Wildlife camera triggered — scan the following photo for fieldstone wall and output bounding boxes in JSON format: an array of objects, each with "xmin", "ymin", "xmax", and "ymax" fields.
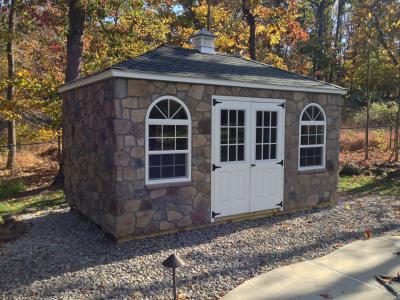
[
  {"xmin": 62, "ymin": 80, "xmax": 116, "ymax": 233},
  {"xmin": 62, "ymin": 78, "xmax": 342, "ymax": 239}
]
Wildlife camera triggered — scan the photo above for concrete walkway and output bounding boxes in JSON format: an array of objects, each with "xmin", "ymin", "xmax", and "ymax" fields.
[{"xmin": 222, "ymin": 235, "xmax": 400, "ymax": 300}]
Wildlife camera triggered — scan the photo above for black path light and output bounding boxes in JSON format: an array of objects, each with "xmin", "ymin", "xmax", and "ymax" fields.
[{"xmin": 162, "ymin": 254, "xmax": 185, "ymax": 300}]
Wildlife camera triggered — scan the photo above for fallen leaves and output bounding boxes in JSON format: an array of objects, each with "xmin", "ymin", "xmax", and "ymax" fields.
[{"xmin": 364, "ymin": 228, "xmax": 372, "ymax": 239}]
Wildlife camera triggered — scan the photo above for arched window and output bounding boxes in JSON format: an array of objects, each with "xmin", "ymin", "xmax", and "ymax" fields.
[
  {"xmin": 145, "ymin": 96, "xmax": 191, "ymax": 184},
  {"xmin": 299, "ymin": 104, "xmax": 326, "ymax": 170}
]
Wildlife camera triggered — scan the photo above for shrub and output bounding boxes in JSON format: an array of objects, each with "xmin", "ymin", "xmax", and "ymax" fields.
[
  {"xmin": 352, "ymin": 101, "xmax": 399, "ymax": 126},
  {"xmin": 340, "ymin": 163, "xmax": 363, "ymax": 176},
  {"xmin": 0, "ymin": 181, "xmax": 26, "ymax": 200}
]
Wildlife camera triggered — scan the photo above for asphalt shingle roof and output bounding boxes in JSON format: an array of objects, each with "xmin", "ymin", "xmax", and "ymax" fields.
[{"xmin": 109, "ymin": 45, "xmax": 345, "ymax": 92}]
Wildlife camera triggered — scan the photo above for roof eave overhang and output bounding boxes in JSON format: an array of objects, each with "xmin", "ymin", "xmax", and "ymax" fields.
[{"xmin": 58, "ymin": 69, "xmax": 348, "ymax": 95}]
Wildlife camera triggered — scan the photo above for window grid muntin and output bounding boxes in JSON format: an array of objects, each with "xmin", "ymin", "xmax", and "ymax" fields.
[
  {"xmin": 256, "ymin": 111, "xmax": 278, "ymax": 160},
  {"xmin": 299, "ymin": 104, "xmax": 326, "ymax": 170},
  {"xmin": 220, "ymin": 109, "xmax": 245, "ymax": 162},
  {"xmin": 146, "ymin": 97, "xmax": 191, "ymax": 184}
]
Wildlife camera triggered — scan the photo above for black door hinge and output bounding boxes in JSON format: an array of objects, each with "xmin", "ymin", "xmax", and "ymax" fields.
[
  {"xmin": 276, "ymin": 160, "xmax": 284, "ymax": 166},
  {"xmin": 213, "ymin": 99, "xmax": 222, "ymax": 106},
  {"xmin": 276, "ymin": 201, "xmax": 283, "ymax": 208},
  {"xmin": 212, "ymin": 211, "xmax": 221, "ymax": 218},
  {"xmin": 212, "ymin": 164, "xmax": 221, "ymax": 171},
  {"xmin": 278, "ymin": 102, "xmax": 285, "ymax": 109}
]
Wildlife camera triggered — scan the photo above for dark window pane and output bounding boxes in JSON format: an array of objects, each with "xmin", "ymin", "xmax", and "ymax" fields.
[
  {"xmin": 301, "ymin": 126, "xmax": 309, "ymax": 135},
  {"xmin": 238, "ymin": 110, "xmax": 244, "ymax": 126},
  {"xmin": 316, "ymin": 135, "xmax": 323, "ymax": 144},
  {"xmin": 175, "ymin": 154, "xmax": 186, "ymax": 165},
  {"xmin": 238, "ymin": 128, "xmax": 244, "ymax": 144},
  {"xmin": 221, "ymin": 145, "xmax": 228, "ymax": 162},
  {"xmin": 315, "ymin": 147, "xmax": 322, "ymax": 156},
  {"xmin": 256, "ymin": 145, "xmax": 262, "ymax": 160},
  {"xmin": 301, "ymin": 136, "xmax": 308, "ymax": 145},
  {"xmin": 169, "ymin": 100, "xmax": 181, "ymax": 117},
  {"xmin": 221, "ymin": 110, "xmax": 228, "ymax": 126},
  {"xmin": 221, "ymin": 128, "xmax": 228, "ymax": 144},
  {"xmin": 317, "ymin": 125, "xmax": 324, "ymax": 134},
  {"xmin": 175, "ymin": 166, "xmax": 186, "ymax": 177},
  {"xmin": 149, "ymin": 154, "xmax": 161, "ymax": 166},
  {"xmin": 156, "ymin": 100, "xmax": 169, "ymax": 118},
  {"xmin": 270, "ymin": 144, "xmax": 276, "ymax": 159},
  {"xmin": 229, "ymin": 110, "xmax": 237, "ymax": 126},
  {"xmin": 149, "ymin": 167, "xmax": 161, "ymax": 179},
  {"xmin": 256, "ymin": 111, "xmax": 263, "ymax": 126},
  {"xmin": 237, "ymin": 145, "xmax": 244, "ymax": 161},
  {"xmin": 163, "ymin": 125, "xmax": 175, "ymax": 137},
  {"xmin": 162, "ymin": 154, "xmax": 174, "ymax": 165},
  {"xmin": 309, "ymin": 126, "xmax": 316, "ymax": 135},
  {"xmin": 309, "ymin": 135, "xmax": 316, "ymax": 144},
  {"xmin": 149, "ymin": 125, "xmax": 162, "ymax": 137},
  {"xmin": 162, "ymin": 166, "xmax": 174, "ymax": 177},
  {"xmin": 229, "ymin": 128, "xmax": 237, "ymax": 144},
  {"xmin": 149, "ymin": 107, "xmax": 165, "ymax": 119},
  {"xmin": 306, "ymin": 156, "xmax": 314, "ymax": 166},
  {"xmin": 163, "ymin": 138, "xmax": 175, "ymax": 150},
  {"xmin": 176, "ymin": 126, "xmax": 188, "ymax": 137},
  {"xmin": 149, "ymin": 138, "xmax": 162, "ymax": 150},
  {"xmin": 176, "ymin": 138, "xmax": 188, "ymax": 150},
  {"xmin": 300, "ymin": 148, "xmax": 307, "ymax": 157},
  {"xmin": 305, "ymin": 107, "xmax": 314, "ymax": 120},
  {"xmin": 315, "ymin": 155, "xmax": 322, "ymax": 165},
  {"xmin": 300, "ymin": 157, "xmax": 307, "ymax": 167},
  {"xmin": 302, "ymin": 108, "xmax": 311, "ymax": 121},
  {"xmin": 256, "ymin": 128, "xmax": 262, "ymax": 143},
  {"xmin": 263, "ymin": 128, "xmax": 270, "ymax": 143},
  {"xmin": 271, "ymin": 128, "xmax": 277, "ymax": 143},
  {"xmin": 229, "ymin": 145, "xmax": 236, "ymax": 161},
  {"xmin": 315, "ymin": 108, "xmax": 324, "ymax": 121},
  {"xmin": 264, "ymin": 111, "xmax": 270, "ymax": 126},
  {"xmin": 173, "ymin": 108, "xmax": 187, "ymax": 119},
  {"xmin": 271, "ymin": 112, "xmax": 277, "ymax": 126},
  {"xmin": 263, "ymin": 144, "xmax": 270, "ymax": 160}
]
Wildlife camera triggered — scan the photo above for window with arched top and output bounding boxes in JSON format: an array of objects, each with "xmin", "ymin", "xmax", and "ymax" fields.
[
  {"xmin": 299, "ymin": 104, "xmax": 326, "ymax": 170},
  {"xmin": 145, "ymin": 96, "xmax": 191, "ymax": 184}
]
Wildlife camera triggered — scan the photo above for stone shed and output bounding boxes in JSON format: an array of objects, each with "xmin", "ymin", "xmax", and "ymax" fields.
[{"xmin": 59, "ymin": 29, "xmax": 346, "ymax": 240}]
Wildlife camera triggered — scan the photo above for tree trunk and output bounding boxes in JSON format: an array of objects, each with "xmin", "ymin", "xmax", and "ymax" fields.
[
  {"xmin": 329, "ymin": 0, "xmax": 345, "ymax": 83},
  {"xmin": 242, "ymin": 0, "xmax": 256, "ymax": 60},
  {"xmin": 364, "ymin": 29, "xmax": 371, "ymax": 161},
  {"xmin": 207, "ymin": 0, "xmax": 211, "ymax": 31},
  {"xmin": 53, "ymin": 0, "xmax": 85, "ymax": 186},
  {"xmin": 65, "ymin": 0, "xmax": 85, "ymax": 83},
  {"xmin": 395, "ymin": 94, "xmax": 400, "ymax": 162},
  {"xmin": 6, "ymin": 0, "xmax": 16, "ymax": 173}
]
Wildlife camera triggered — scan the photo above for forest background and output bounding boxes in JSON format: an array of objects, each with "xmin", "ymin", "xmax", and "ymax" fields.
[{"xmin": 0, "ymin": 0, "xmax": 400, "ymax": 175}]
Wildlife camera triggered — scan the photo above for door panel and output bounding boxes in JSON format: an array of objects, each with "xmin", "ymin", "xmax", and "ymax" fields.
[
  {"xmin": 213, "ymin": 101, "xmax": 250, "ymax": 217},
  {"xmin": 250, "ymin": 103, "xmax": 284, "ymax": 212}
]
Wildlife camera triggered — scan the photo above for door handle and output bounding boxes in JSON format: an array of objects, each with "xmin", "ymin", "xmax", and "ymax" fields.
[{"xmin": 251, "ymin": 164, "xmax": 256, "ymax": 167}]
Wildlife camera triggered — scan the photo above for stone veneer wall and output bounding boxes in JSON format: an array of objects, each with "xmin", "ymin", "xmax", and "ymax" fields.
[{"xmin": 62, "ymin": 78, "xmax": 343, "ymax": 238}]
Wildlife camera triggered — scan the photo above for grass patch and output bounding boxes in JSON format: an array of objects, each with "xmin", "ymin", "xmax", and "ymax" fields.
[
  {"xmin": 0, "ymin": 190, "xmax": 65, "ymax": 217},
  {"xmin": 339, "ymin": 175, "xmax": 400, "ymax": 196},
  {"xmin": 0, "ymin": 180, "xmax": 26, "ymax": 200}
]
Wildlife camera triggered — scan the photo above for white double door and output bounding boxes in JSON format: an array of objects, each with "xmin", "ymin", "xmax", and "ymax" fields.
[{"xmin": 212, "ymin": 99, "xmax": 285, "ymax": 218}]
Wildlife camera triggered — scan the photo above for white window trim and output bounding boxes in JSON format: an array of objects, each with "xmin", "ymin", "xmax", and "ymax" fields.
[
  {"xmin": 298, "ymin": 103, "xmax": 326, "ymax": 171},
  {"xmin": 145, "ymin": 95, "xmax": 192, "ymax": 185}
]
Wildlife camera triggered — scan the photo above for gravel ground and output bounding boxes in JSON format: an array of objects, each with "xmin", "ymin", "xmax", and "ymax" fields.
[{"xmin": 1, "ymin": 194, "xmax": 399, "ymax": 300}]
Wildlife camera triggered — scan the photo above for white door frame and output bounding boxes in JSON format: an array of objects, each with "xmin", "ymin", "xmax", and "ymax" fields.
[{"xmin": 211, "ymin": 95, "xmax": 286, "ymax": 222}]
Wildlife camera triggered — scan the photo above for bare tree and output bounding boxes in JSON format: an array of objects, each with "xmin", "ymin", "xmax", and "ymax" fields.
[{"xmin": 6, "ymin": 0, "xmax": 16, "ymax": 173}]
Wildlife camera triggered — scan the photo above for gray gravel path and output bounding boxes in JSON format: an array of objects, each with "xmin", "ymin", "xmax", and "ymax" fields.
[{"xmin": 0, "ymin": 195, "xmax": 399, "ymax": 300}]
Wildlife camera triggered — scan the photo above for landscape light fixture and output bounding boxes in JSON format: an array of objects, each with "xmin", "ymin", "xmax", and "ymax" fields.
[{"xmin": 162, "ymin": 253, "xmax": 185, "ymax": 300}]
